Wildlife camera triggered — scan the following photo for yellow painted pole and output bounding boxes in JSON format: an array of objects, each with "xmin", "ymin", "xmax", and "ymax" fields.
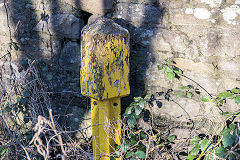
[{"xmin": 80, "ymin": 17, "xmax": 130, "ymax": 160}]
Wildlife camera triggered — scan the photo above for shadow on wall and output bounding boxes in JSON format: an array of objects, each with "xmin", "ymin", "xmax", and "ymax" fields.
[
  {"xmin": 114, "ymin": 0, "xmax": 166, "ymax": 108},
  {"xmin": 1, "ymin": 0, "xmax": 165, "ymax": 137},
  {"xmin": 4, "ymin": 0, "xmax": 89, "ymax": 131}
]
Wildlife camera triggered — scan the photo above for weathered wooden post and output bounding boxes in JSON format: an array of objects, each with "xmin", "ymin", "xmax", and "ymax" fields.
[{"xmin": 80, "ymin": 17, "xmax": 130, "ymax": 159}]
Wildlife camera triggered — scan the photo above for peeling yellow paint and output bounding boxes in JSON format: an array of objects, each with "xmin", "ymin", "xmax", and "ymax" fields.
[
  {"xmin": 80, "ymin": 31, "xmax": 130, "ymax": 100},
  {"xmin": 80, "ymin": 18, "xmax": 129, "ymax": 160}
]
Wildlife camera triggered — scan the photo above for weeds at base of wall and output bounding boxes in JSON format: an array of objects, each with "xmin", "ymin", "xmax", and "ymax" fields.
[{"xmin": 0, "ymin": 58, "xmax": 239, "ymax": 160}]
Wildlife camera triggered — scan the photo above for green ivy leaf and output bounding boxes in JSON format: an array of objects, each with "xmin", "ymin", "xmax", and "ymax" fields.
[
  {"xmin": 177, "ymin": 92, "xmax": 184, "ymax": 98},
  {"xmin": 228, "ymin": 153, "xmax": 236, "ymax": 160},
  {"xmin": 144, "ymin": 94, "xmax": 152, "ymax": 100},
  {"xmin": 133, "ymin": 97, "xmax": 142, "ymax": 103},
  {"xmin": 191, "ymin": 136, "xmax": 201, "ymax": 146},
  {"xmin": 136, "ymin": 143, "xmax": 146, "ymax": 152},
  {"xmin": 234, "ymin": 96, "xmax": 240, "ymax": 104},
  {"xmin": 140, "ymin": 132, "xmax": 146, "ymax": 139},
  {"xmin": 12, "ymin": 42, "xmax": 19, "ymax": 51},
  {"xmin": 215, "ymin": 146, "xmax": 227, "ymax": 158},
  {"xmin": 220, "ymin": 128, "xmax": 231, "ymax": 136},
  {"xmin": 168, "ymin": 61, "xmax": 173, "ymax": 65},
  {"xmin": 0, "ymin": 147, "xmax": 7, "ymax": 155},
  {"xmin": 200, "ymin": 138, "xmax": 211, "ymax": 151},
  {"xmin": 125, "ymin": 106, "xmax": 133, "ymax": 115},
  {"xmin": 218, "ymin": 91, "xmax": 233, "ymax": 99},
  {"xmin": 229, "ymin": 123, "xmax": 236, "ymax": 130},
  {"xmin": 166, "ymin": 72, "xmax": 175, "ymax": 80},
  {"xmin": 181, "ymin": 86, "xmax": 189, "ymax": 90},
  {"xmin": 222, "ymin": 133, "xmax": 236, "ymax": 148},
  {"xmin": 16, "ymin": 96, "xmax": 21, "ymax": 102},
  {"xmin": 190, "ymin": 146, "xmax": 200, "ymax": 156},
  {"xmin": 4, "ymin": 106, "xmax": 11, "ymax": 112},
  {"xmin": 135, "ymin": 106, "xmax": 143, "ymax": 116},
  {"xmin": 157, "ymin": 64, "xmax": 163, "ymax": 70},
  {"xmin": 168, "ymin": 135, "xmax": 177, "ymax": 142},
  {"xmin": 187, "ymin": 92, "xmax": 193, "ymax": 98},
  {"xmin": 130, "ymin": 158, "xmax": 136, "ymax": 160},
  {"xmin": 127, "ymin": 116, "xmax": 137, "ymax": 128},
  {"xmin": 126, "ymin": 151, "xmax": 134, "ymax": 158},
  {"xmin": 206, "ymin": 153, "xmax": 214, "ymax": 160},
  {"xmin": 135, "ymin": 150, "xmax": 145, "ymax": 159},
  {"xmin": 186, "ymin": 154, "xmax": 196, "ymax": 160},
  {"xmin": 201, "ymin": 96, "xmax": 210, "ymax": 102},
  {"xmin": 138, "ymin": 99, "xmax": 146, "ymax": 109},
  {"xmin": 232, "ymin": 88, "xmax": 240, "ymax": 94}
]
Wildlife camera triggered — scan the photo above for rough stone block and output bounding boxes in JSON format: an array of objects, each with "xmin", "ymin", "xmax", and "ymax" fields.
[
  {"xmin": 133, "ymin": 27, "xmax": 189, "ymax": 53},
  {"xmin": 114, "ymin": 3, "xmax": 165, "ymax": 27},
  {"xmin": 117, "ymin": 0, "xmax": 157, "ymax": 4},
  {"xmin": 33, "ymin": 14, "xmax": 84, "ymax": 39},
  {"xmin": 59, "ymin": 41, "xmax": 81, "ymax": 70},
  {"xmin": 62, "ymin": 0, "xmax": 113, "ymax": 15},
  {"xmin": 173, "ymin": 58, "xmax": 214, "ymax": 75}
]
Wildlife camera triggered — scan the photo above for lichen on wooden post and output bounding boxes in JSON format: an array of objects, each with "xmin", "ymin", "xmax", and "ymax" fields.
[{"xmin": 80, "ymin": 17, "xmax": 130, "ymax": 160}]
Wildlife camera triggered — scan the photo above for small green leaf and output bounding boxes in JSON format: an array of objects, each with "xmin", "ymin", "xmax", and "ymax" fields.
[
  {"xmin": 168, "ymin": 61, "xmax": 173, "ymax": 65},
  {"xmin": 4, "ymin": 106, "xmax": 11, "ymax": 112},
  {"xmin": 126, "ymin": 151, "xmax": 134, "ymax": 158},
  {"xmin": 0, "ymin": 147, "xmax": 7, "ymax": 155},
  {"xmin": 206, "ymin": 153, "xmax": 214, "ymax": 160},
  {"xmin": 220, "ymin": 128, "xmax": 231, "ymax": 136},
  {"xmin": 201, "ymin": 96, "xmax": 210, "ymax": 102},
  {"xmin": 229, "ymin": 123, "xmax": 236, "ymax": 130},
  {"xmin": 181, "ymin": 86, "xmax": 189, "ymax": 90},
  {"xmin": 187, "ymin": 92, "xmax": 193, "ymax": 98},
  {"xmin": 200, "ymin": 138, "xmax": 211, "ymax": 151},
  {"xmin": 140, "ymin": 132, "xmax": 146, "ymax": 139},
  {"xmin": 190, "ymin": 146, "xmax": 200, "ymax": 156},
  {"xmin": 177, "ymin": 92, "xmax": 184, "ymax": 98},
  {"xmin": 166, "ymin": 72, "xmax": 175, "ymax": 80},
  {"xmin": 157, "ymin": 64, "xmax": 163, "ymax": 70},
  {"xmin": 133, "ymin": 97, "xmax": 142, "ymax": 102},
  {"xmin": 168, "ymin": 135, "xmax": 177, "ymax": 142},
  {"xmin": 135, "ymin": 106, "xmax": 143, "ymax": 115},
  {"xmin": 135, "ymin": 150, "xmax": 145, "ymax": 159},
  {"xmin": 16, "ymin": 96, "xmax": 21, "ymax": 102},
  {"xmin": 232, "ymin": 88, "xmax": 240, "ymax": 94},
  {"xmin": 125, "ymin": 106, "xmax": 133, "ymax": 115},
  {"xmin": 228, "ymin": 153, "xmax": 236, "ymax": 160},
  {"xmin": 186, "ymin": 154, "xmax": 196, "ymax": 160},
  {"xmin": 215, "ymin": 146, "xmax": 227, "ymax": 158},
  {"xmin": 130, "ymin": 158, "xmax": 136, "ymax": 160},
  {"xmin": 12, "ymin": 42, "xmax": 19, "ymax": 51},
  {"xmin": 191, "ymin": 136, "xmax": 201, "ymax": 146},
  {"xmin": 234, "ymin": 96, "xmax": 240, "ymax": 104},
  {"xmin": 136, "ymin": 143, "xmax": 146, "ymax": 152},
  {"xmin": 218, "ymin": 91, "xmax": 232, "ymax": 99},
  {"xmin": 127, "ymin": 116, "xmax": 137, "ymax": 128},
  {"xmin": 144, "ymin": 94, "xmax": 152, "ymax": 100},
  {"xmin": 138, "ymin": 99, "xmax": 146, "ymax": 109},
  {"xmin": 222, "ymin": 133, "xmax": 236, "ymax": 148}
]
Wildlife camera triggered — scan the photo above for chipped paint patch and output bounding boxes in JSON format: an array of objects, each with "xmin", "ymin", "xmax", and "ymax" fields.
[
  {"xmin": 201, "ymin": 0, "xmax": 222, "ymax": 8},
  {"xmin": 194, "ymin": 8, "xmax": 211, "ymax": 19},
  {"xmin": 221, "ymin": 5, "xmax": 240, "ymax": 25}
]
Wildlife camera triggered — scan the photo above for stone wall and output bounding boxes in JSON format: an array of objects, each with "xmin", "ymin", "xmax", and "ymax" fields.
[{"xmin": 0, "ymin": 0, "xmax": 239, "ymax": 134}]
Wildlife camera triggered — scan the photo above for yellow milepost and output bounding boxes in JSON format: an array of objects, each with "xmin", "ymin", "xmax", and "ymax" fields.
[{"xmin": 80, "ymin": 17, "xmax": 130, "ymax": 160}]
